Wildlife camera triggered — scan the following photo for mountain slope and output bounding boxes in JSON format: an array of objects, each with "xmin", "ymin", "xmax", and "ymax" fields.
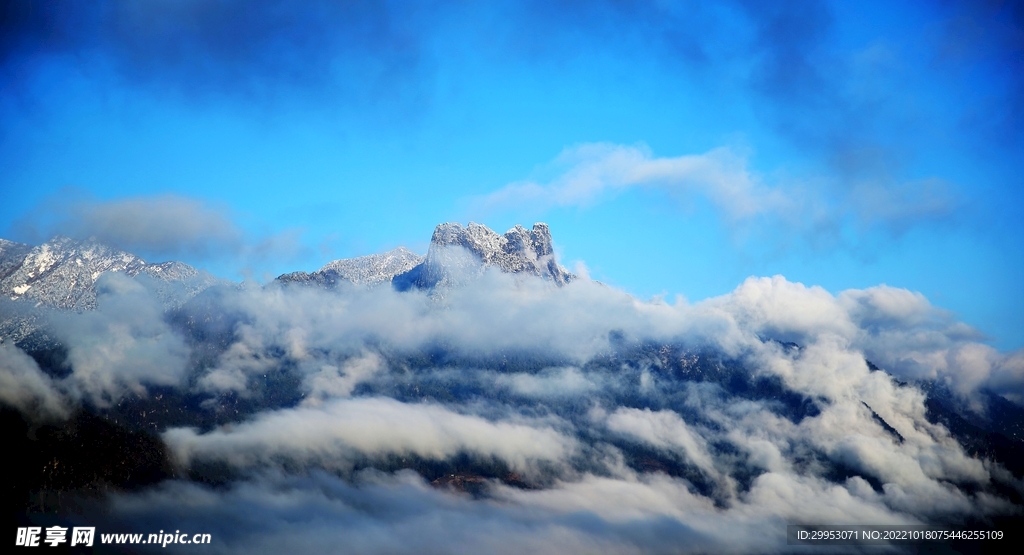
[
  {"xmin": 0, "ymin": 236, "xmax": 217, "ymax": 311},
  {"xmin": 0, "ymin": 236, "xmax": 221, "ymax": 346},
  {"xmin": 278, "ymin": 247, "xmax": 424, "ymax": 287}
]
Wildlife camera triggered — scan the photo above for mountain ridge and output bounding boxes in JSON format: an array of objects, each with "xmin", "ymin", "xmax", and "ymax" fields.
[
  {"xmin": 0, "ymin": 235, "xmax": 217, "ymax": 311},
  {"xmin": 278, "ymin": 246, "xmax": 425, "ymax": 287},
  {"xmin": 0, "ymin": 236, "xmax": 221, "ymax": 346},
  {"xmin": 278, "ymin": 221, "xmax": 575, "ymax": 289},
  {"xmin": 0, "ymin": 222, "xmax": 574, "ymax": 344},
  {"xmin": 0, "ymin": 221, "xmax": 574, "ymax": 314}
]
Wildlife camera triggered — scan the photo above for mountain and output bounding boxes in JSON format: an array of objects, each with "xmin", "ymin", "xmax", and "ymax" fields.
[
  {"xmin": 0, "ymin": 239, "xmax": 33, "ymax": 285},
  {"xmin": 0, "ymin": 236, "xmax": 221, "ymax": 346},
  {"xmin": 1, "ymin": 221, "xmax": 575, "ymax": 347},
  {"xmin": 407, "ymin": 221, "xmax": 581, "ymax": 286},
  {"xmin": 3, "ymin": 221, "xmax": 574, "ymax": 318},
  {"xmin": 278, "ymin": 222, "xmax": 575, "ymax": 289},
  {"xmin": 0, "ymin": 236, "xmax": 217, "ymax": 311},
  {"xmin": 3, "ymin": 224, "xmax": 1024, "ymax": 542},
  {"xmin": 278, "ymin": 247, "xmax": 425, "ymax": 287}
]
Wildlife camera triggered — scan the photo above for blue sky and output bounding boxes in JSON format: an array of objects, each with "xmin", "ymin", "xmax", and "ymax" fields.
[{"xmin": 1, "ymin": 0, "xmax": 1022, "ymax": 349}]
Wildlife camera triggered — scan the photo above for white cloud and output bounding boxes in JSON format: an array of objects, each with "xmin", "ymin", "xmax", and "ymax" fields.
[
  {"xmin": 51, "ymin": 272, "xmax": 191, "ymax": 406},
  {"xmin": 605, "ymin": 408, "xmax": 719, "ymax": 480},
  {"xmin": 497, "ymin": 366, "xmax": 598, "ymax": 398},
  {"xmin": 0, "ymin": 341, "xmax": 69, "ymax": 419},
  {"xmin": 4, "ymin": 248, "xmax": 1020, "ymax": 551},
  {"xmin": 164, "ymin": 396, "xmax": 577, "ymax": 476},
  {"xmin": 475, "ymin": 144, "xmax": 960, "ymax": 244},
  {"xmin": 478, "ymin": 143, "xmax": 787, "ymax": 223},
  {"xmin": 301, "ymin": 350, "xmax": 386, "ymax": 404}
]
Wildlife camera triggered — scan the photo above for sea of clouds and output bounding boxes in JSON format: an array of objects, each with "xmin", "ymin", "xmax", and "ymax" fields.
[{"xmin": 3, "ymin": 259, "xmax": 1023, "ymax": 553}]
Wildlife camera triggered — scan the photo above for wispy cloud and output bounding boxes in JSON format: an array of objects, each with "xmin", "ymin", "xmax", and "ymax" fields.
[
  {"xmin": 477, "ymin": 144, "xmax": 786, "ymax": 222},
  {"xmin": 476, "ymin": 143, "xmax": 961, "ymax": 245},
  {"xmin": 0, "ymin": 341, "xmax": 68, "ymax": 420},
  {"xmin": 9, "ymin": 191, "xmax": 312, "ymax": 279},
  {"xmin": 13, "ymin": 191, "xmax": 243, "ymax": 259}
]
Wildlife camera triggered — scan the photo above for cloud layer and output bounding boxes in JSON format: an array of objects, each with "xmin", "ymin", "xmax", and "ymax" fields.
[{"xmin": 4, "ymin": 247, "xmax": 1023, "ymax": 552}]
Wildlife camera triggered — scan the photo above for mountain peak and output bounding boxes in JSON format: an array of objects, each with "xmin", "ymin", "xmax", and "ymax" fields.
[
  {"xmin": 415, "ymin": 221, "xmax": 573, "ymax": 286},
  {"xmin": 431, "ymin": 222, "xmax": 554, "ymax": 258}
]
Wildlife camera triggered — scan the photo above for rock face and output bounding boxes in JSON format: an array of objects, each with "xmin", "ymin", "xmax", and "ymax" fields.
[
  {"xmin": 0, "ymin": 239, "xmax": 33, "ymax": 285},
  {"xmin": 393, "ymin": 222, "xmax": 575, "ymax": 290},
  {"xmin": 430, "ymin": 222, "xmax": 572, "ymax": 283},
  {"xmin": 0, "ymin": 236, "xmax": 216, "ymax": 311},
  {"xmin": 278, "ymin": 247, "xmax": 425, "ymax": 287}
]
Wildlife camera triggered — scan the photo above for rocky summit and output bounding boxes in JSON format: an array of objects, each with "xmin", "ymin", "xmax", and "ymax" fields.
[{"xmin": 426, "ymin": 222, "xmax": 573, "ymax": 285}]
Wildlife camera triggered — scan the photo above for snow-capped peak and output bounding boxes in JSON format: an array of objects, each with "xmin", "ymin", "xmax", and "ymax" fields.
[{"xmin": 425, "ymin": 222, "xmax": 573, "ymax": 285}]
